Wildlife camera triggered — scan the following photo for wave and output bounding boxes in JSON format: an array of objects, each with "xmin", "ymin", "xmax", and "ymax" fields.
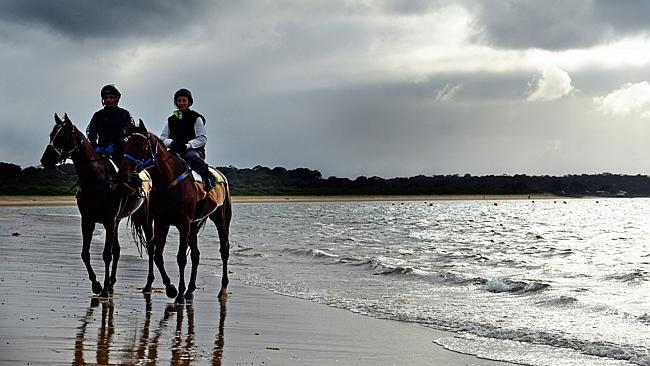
[
  {"xmin": 433, "ymin": 328, "xmax": 650, "ymax": 366},
  {"xmin": 232, "ymin": 248, "xmax": 264, "ymax": 258},
  {"xmin": 486, "ymin": 277, "xmax": 550, "ymax": 293},
  {"xmin": 606, "ymin": 269, "xmax": 648, "ymax": 283},
  {"xmin": 638, "ymin": 313, "xmax": 650, "ymax": 325},
  {"xmin": 362, "ymin": 257, "xmax": 488, "ymax": 285},
  {"xmin": 282, "ymin": 248, "xmax": 339, "ymax": 258}
]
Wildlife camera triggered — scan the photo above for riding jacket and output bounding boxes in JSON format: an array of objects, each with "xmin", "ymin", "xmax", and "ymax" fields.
[
  {"xmin": 161, "ymin": 109, "xmax": 207, "ymax": 156},
  {"xmin": 86, "ymin": 106, "xmax": 134, "ymax": 156}
]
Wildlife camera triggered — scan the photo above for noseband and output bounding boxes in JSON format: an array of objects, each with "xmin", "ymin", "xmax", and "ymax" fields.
[
  {"xmin": 48, "ymin": 125, "xmax": 80, "ymax": 164},
  {"xmin": 123, "ymin": 133, "xmax": 158, "ymax": 172}
]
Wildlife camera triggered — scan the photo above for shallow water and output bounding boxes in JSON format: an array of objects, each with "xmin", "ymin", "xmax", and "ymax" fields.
[
  {"xmin": 2, "ymin": 199, "xmax": 649, "ymax": 365},
  {"xmin": 226, "ymin": 199, "xmax": 650, "ymax": 366}
]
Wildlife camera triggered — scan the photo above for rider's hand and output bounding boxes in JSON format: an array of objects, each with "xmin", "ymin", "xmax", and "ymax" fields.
[{"xmin": 169, "ymin": 140, "xmax": 186, "ymax": 154}]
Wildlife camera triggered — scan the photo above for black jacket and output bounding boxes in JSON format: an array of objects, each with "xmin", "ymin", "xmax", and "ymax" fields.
[
  {"xmin": 86, "ymin": 106, "xmax": 133, "ymax": 151},
  {"xmin": 167, "ymin": 109, "xmax": 206, "ymax": 155}
]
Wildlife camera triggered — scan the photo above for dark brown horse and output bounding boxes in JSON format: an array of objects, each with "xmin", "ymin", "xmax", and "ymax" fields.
[
  {"xmin": 117, "ymin": 121, "xmax": 232, "ymax": 304},
  {"xmin": 40, "ymin": 113, "xmax": 152, "ymax": 298}
]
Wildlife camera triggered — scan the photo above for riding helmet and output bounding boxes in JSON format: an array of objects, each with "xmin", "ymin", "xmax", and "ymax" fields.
[
  {"xmin": 174, "ymin": 88, "xmax": 193, "ymax": 106},
  {"xmin": 101, "ymin": 84, "xmax": 121, "ymax": 100}
]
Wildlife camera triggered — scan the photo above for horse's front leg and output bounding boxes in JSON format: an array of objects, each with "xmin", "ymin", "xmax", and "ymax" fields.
[
  {"xmin": 174, "ymin": 220, "xmax": 191, "ymax": 304},
  {"xmin": 184, "ymin": 222, "xmax": 201, "ymax": 302},
  {"xmin": 153, "ymin": 223, "xmax": 176, "ymax": 299},
  {"xmin": 100, "ymin": 220, "xmax": 117, "ymax": 298},
  {"xmin": 81, "ymin": 217, "xmax": 102, "ymax": 294},
  {"xmin": 141, "ymin": 215, "xmax": 155, "ymax": 293},
  {"xmin": 108, "ymin": 219, "xmax": 121, "ymax": 293}
]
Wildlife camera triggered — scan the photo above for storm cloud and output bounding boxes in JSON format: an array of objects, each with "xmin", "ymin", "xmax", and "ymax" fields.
[
  {"xmin": 472, "ymin": 0, "xmax": 650, "ymax": 50},
  {"xmin": 2, "ymin": 1, "xmax": 650, "ymax": 178}
]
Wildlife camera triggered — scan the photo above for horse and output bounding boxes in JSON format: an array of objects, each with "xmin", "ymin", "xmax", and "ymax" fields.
[
  {"xmin": 40, "ymin": 113, "xmax": 153, "ymax": 298},
  {"xmin": 117, "ymin": 121, "xmax": 232, "ymax": 304}
]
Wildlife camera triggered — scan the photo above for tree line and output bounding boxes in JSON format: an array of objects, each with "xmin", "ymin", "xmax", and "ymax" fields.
[{"xmin": 1, "ymin": 161, "xmax": 649, "ymax": 197}]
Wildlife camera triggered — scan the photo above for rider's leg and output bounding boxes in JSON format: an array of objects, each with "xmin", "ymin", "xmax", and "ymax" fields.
[{"xmin": 184, "ymin": 150, "xmax": 215, "ymax": 190}]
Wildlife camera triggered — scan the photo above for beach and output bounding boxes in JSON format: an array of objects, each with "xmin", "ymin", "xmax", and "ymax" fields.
[{"xmin": 0, "ymin": 202, "xmax": 518, "ymax": 365}]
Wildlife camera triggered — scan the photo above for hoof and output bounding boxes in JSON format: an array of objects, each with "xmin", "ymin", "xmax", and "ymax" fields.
[
  {"xmin": 99, "ymin": 289, "xmax": 109, "ymax": 298},
  {"xmin": 141, "ymin": 285, "xmax": 152, "ymax": 294},
  {"xmin": 166, "ymin": 285, "xmax": 178, "ymax": 299},
  {"xmin": 174, "ymin": 296, "xmax": 185, "ymax": 305},
  {"xmin": 92, "ymin": 282, "xmax": 103, "ymax": 295},
  {"xmin": 184, "ymin": 292, "xmax": 194, "ymax": 302}
]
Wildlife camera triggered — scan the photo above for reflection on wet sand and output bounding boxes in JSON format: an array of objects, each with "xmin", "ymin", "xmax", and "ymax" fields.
[
  {"xmin": 72, "ymin": 296, "xmax": 227, "ymax": 365},
  {"xmin": 212, "ymin": 298, "xmax": 227, "ymax": 366}
]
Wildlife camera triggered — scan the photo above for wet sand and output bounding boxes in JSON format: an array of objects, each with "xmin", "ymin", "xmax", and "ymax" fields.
[{"xmin": 0, "ymin": 208, "xmax": 518, "ymax": 365}]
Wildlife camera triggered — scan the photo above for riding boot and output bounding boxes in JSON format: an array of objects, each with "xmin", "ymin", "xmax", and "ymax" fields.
[{"xmin": 202, "ymin": 172, "xmax": 216, "ymax": 191}]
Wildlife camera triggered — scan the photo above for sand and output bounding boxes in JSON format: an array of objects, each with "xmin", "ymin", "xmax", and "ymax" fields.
[{"xmin": 0, "ymin": 206, "xmax": 519, "ymax": 365}]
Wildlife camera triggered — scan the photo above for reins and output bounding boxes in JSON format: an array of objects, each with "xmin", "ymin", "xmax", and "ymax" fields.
[{"xmin": 124, "ymin": 132, "xmax": 193, "ymax": 190}]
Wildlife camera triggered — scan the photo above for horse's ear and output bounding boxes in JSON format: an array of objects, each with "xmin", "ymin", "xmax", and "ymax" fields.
[
  {"xmin": 138, "ymin": 119, "xmax": 148, "ymax": 132},
  {"xmin": 54, "ymin": 113, "xmax": 63, "ymax": 125},
  {"xmin": 63, "ymin": 113, "xmax": 72, "ymax": 125}
]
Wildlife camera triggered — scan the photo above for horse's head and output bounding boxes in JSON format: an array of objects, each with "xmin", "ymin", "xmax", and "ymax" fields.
[
  {"xmin": 40, "ymin": 113, "xmax": 79, "ymax": 168},
  {"xmin": 118, "ymin": 120, "xmax": 157, "ymax": 187}
]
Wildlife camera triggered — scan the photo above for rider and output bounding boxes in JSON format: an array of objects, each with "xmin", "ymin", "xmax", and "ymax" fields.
[
  {"xmin": 160, "ymin": 88, "xmax": 216, "ymax": 191},
  {"xmin": 86, "ymin": 84, "xmax": 134, "ymax": 166}
]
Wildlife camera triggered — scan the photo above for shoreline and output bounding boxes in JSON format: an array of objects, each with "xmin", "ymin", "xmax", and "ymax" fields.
[{"xmin": 0, "ymin": 193, "xmax": 560, "ymax": 206}]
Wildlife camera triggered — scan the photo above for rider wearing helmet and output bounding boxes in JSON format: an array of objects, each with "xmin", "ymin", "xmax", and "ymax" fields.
[
  {"xmin": 160, "ymin": 88, "xmax": 217, "ymax": 190},
  {"xmin": 86, "ymin": 84, "xmax": 134, "ymax": 165}
]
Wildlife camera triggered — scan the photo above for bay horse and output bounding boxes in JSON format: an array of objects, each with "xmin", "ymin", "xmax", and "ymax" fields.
[
  {"xmin": 40, "ymin": 113, "xmax": 153, "ymax": 298},
  {"xmin": 117, "ymin": 121, "xmax": 232, "ymax": 304}
]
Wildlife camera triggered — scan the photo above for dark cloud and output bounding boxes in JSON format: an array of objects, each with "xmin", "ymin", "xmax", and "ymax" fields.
[
  {"xmin": 0, "ymin": 0, "xmax": 213, "ymax": 39},
  {"xmin": 4, "ymin": 1, "xmax": 650, "ymax": 178},
  {"xmin": 472, "ymin": 0, "xmax": 650, "ymax": 50}
]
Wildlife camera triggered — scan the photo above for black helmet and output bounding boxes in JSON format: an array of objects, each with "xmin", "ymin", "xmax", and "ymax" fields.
[
  {"xmin": 101, "ymin": 84, "xmax": 121, "ymax": 99},
  {"xmin": 173, "ymin": 88, "xmax": 193, "ymax": 106}
]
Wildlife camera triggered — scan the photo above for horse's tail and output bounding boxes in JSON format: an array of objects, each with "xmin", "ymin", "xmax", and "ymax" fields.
[{"xmin": 128, "ymin": 200, "xmax": 148, "ymax": 258}]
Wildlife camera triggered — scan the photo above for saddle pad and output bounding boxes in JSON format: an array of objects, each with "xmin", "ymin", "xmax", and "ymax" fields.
[
  {"xmin": 190, "ymin": 168, "xmax": 225, "ymax": 185},
  {"xmin": 138, "ymin": 171, "xmax": 152, "ymax": 195}
]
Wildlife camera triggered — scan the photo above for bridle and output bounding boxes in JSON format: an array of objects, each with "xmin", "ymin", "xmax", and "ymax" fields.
[
  {"xmin": 123, "ymin": 133, "xmax": 158, "ymax": 172},
  {"xmin": 47, "ymin": 124, "xmax": 81, "ymax": 165},
  {"xmin": 123, "ymin": 132, "xmax": 192, "ymax": 190}
]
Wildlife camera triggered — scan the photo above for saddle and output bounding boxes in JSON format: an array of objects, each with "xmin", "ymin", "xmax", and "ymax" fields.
[{"xmin": 192, "ymin": 168, "xmax": 226, "ymax": 205}]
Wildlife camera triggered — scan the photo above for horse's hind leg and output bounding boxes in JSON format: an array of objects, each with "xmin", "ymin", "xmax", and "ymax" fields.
[
  {"xmin": 109, "ymin": 220, "xmax": 121, "ymax": 293},
  {"xmin": 210, "ymin": 203, "xmax": 231, "ymax": 299},
  {"xmin": 81, "ymin": 217, "xmax": 102, "ymax": 294},
  {"xmin": 99, "ymin": 220, "xmax": 117, "ymax": 298},
  {"xmin": 185, "ymin": 223, "xmax": 201, "ymax": 302}
]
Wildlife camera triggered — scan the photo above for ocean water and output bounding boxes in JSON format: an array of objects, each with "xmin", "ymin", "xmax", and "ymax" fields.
[
  {"xmin": 226, "ymin": 199, "xmax": 650, "ymax": 366},
  {"xmin": 3, "ymin": 199, "xmax": 649, "ymax": 365}
]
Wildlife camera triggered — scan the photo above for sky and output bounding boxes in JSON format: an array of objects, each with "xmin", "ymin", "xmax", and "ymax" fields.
[{"xmin": 3, "ymin": 1, "xmax": 650, "ymax": 178}]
